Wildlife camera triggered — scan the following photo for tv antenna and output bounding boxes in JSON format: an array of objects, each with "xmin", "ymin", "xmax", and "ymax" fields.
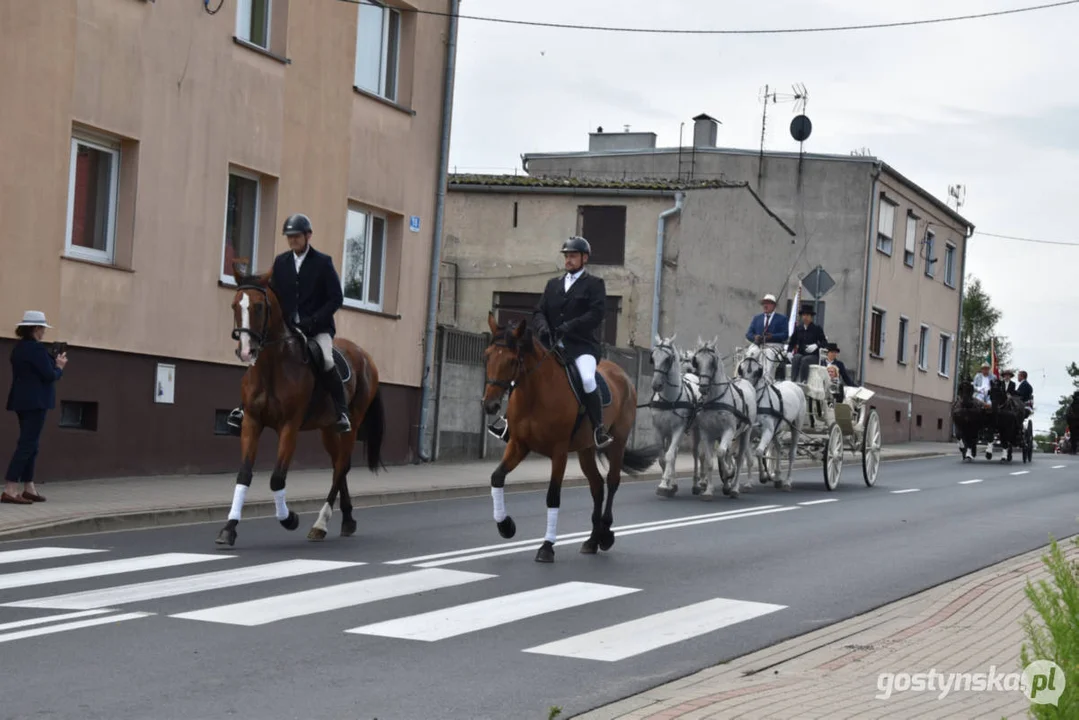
[
  {"xmin": 758, "ymin": 83, "xmax": 810, "ymax": 188},
  {"xmin": 948, "ymin": 184, "xmax": 966, "ymax": 211}
]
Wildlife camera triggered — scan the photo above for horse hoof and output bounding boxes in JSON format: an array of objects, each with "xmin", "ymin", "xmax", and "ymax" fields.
[
  {"xmin": 598, "ymin": 529, "xmax": 615, "ymax": 552},
  {"xmin": 655, "ymin": 485, "xmax": 676, "ymax": 498},
  {"xmin": 340, "ymin": 518, "xmax": 357, "ymax": 537},
  {"xmin": 215, "ymin": 526, "xmax": 237, "ymax": 546},
  {"xmin": 497, "ymin": 516, "xmax": 516, "ymax": 539},
  {"xmin": 721, "ymin": 486, "xmax": 731, "ymax": 497},
  {"xmin": 781, "ymin": 483, "xmax": 793, "ymax": 492},
  {"xmin": 280, "ymin": 511, "xmax": 299, "ymax": 531},
  {"xmin": 580, "ymin": 539, "xmax": 598, "ymax": 554},
  {"xmin": 306, "ymin": 527, "xmax": 327, "ymax": 542},
  {"xmin": 691, "ymin": 484, "xmax": 701, "ymax": 495},
  {"xmin": 535, "ymin": 541, "xmax": 555, "ymax": 563}
]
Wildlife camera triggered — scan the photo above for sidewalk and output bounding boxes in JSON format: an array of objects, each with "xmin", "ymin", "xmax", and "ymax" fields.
[
  {"xmin": 0, "ymin": 441, "xmax": 952, "ymax": 541},
  {"xmin": 574, "ymin": 536, "xmax": 1079, "ymax": 720}
]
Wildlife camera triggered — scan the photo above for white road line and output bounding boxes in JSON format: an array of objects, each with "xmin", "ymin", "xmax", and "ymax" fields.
[
  {"xmin": 4, "ymin": 559, "xmax": 362, "ymax": 610},
  {"xmin": 386, "ymin": 506, "xmax": 787, "ymax": 565},
  {"xmin": 890, "ymin": 489, "xmax": 920, "ymax": 494},
  {"xmin": 958, "ymin": 479, "xmax": 984, "ymax": 485},
  {"xmin": 1052, "ymin": 465, "xmax": 1066, "ymax": 469},
  {"xmin": 797, "ymin": 499, "xmax": 839, "ymax": 506},
  {"xmin": 1010, "ymin": 471, "xmax": 1030, "ymax": 476},
  {"xmin": 522, "ymin": 597, "xmax": 787, "ymax": 662},
  {"xmin": 0, "ymin": 553, "xmax": 229, "ymax": 592},
  {"xmin": 415, "ymin": 507, "xmax": 799, "ymax": 568},
  {"xmin": 0, "ymin": 612, "xmax": 151, "ymax": 644},
  {"xmin": 170, "ymin": 568, "xmax": 495, "ymax": 626},
  {"xmin": 0, "ymin": 547, "xmax": 107, "ymax": 566},
  {"xmin": 0, "ymin": 609, "xmax": 111, "ymax": 632},
  {"xmin": 346, "ymin": 581, "xmax": 641, "ymax": 642}
]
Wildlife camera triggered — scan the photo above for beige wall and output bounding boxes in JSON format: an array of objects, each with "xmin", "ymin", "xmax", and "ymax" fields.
[
  {"xmin": 863, "ymin": 170, "xmax": 968, "ymax": 402},
  {"xmin": 0, "ymin": 0, "xmax": 450, "ymax": 388}
]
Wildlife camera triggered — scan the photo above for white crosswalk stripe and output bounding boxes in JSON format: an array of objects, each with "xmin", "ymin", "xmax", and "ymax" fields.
[{"xmin": 0, "ymin": 547, "xmax": 789, "ymax": 661}]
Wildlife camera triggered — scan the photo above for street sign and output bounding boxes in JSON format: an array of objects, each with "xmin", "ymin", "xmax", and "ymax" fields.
[
  {"xmin": 409, "ymin": 216, "xmax": 421, "ymax": 233},
  {"xmin": 801, "ymin": 266, "xmax": 834, "ymax": 299}
]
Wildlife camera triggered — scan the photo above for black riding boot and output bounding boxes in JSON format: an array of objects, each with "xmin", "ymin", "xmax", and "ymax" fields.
[
  {"xmin": 584, "ymin": 390, "xmax": 612, "ymax": 449},
  {"xmin": 323, "ymin": 368, "xmax": 351, "ymax": 433}
]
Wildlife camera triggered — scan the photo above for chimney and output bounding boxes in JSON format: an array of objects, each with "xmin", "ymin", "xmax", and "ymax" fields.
[{"xmin": 692, "ymin": 113, "xmax": 720, "ymax": 148}]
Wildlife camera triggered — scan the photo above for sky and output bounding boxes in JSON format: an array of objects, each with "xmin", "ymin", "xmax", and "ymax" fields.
[{"xmin": 445, "ymin": 0, "xmax": 1079, "ymax": 432}]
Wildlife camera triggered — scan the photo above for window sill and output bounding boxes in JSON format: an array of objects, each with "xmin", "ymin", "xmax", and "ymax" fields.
[
  {"xmin": 869, "ymin": 353, "xmax": 883, "ymax": 361},
  {"xmin": 233, "ymin": 37, "xmax": 291, "ymax": 65},
  {"xmin": 938, "ymin": 372, "xmax": 950, "ymax": 380},
  {"xmin": 61, "ymin": 254, "xmax": 134, "ymax": 273},
  {"xmin": 917, "ymin": 365, "xmax": 928, "ymax": 373},
  {"xmin": 342, "ymin": 302, "xmax": 401, "ymax": 320},
  {"xmin": 897, "ymin": 360, "xmax": 907, "ymax": 366},
  {"xmin": 353, "ymin": 86, "xmax": 416, "ymax": 116},
  {"xmin": 944, "ymin": 282, "xmax": 956, "ymax": 290},
  {"xmin": 875, "ymin": 247, "xmax": 892, "ymax": 257}
]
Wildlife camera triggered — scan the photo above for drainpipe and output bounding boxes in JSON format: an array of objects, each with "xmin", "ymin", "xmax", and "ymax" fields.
[
  {"xmin": 952, "ymin": 224, "xmax": 973, "ymax": 402},
  {"xmin": 650, "ymin": 191, "xmax": 685, "ymax": 345},
  {"xmin": 415, "ymin": 0, "xmax": 460, "ymax": 463},
  {"xmin": 858, "ymin": 162, "xmax": 883, "ymax": 387}
]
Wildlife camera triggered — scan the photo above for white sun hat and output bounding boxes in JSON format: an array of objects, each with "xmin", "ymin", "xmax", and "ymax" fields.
[
  {"xmin": 16, "ymin": 311, "xmax": 52, "ymax": 328},
  {"xmin": 761, "ymin": 293, "xmax": 777, "ymax": 303}
]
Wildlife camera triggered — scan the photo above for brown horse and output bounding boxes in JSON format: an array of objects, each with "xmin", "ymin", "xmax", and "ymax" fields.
[
  {"xmin": 215, "ymin": 261, "xmax": 385, "ymax": 546},
  {"xmin": 481, "ymin": 313, "xmax": 659, "ymax": 563}
]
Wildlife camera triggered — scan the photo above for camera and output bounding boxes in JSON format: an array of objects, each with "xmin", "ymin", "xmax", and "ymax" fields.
[{"xmin": 49, "ymin": 342, "xmax": 68, "ymax": 358}]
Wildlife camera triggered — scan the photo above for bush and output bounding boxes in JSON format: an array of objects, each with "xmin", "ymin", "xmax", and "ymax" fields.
[{"xmin": 1018, "ymin": 535, "xmax": 1079, "ymax": 718}]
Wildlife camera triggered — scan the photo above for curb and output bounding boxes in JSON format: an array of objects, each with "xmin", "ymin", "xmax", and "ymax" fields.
[{"xmin": 0, "ymin": 452, "xmax": 947, "ymax": 542}]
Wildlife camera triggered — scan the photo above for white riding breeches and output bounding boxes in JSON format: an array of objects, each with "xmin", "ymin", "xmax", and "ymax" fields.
[
  {"xmin": 574, "ymin": 354, "xmax": 598, "ymax": 393},
  {"xmin": 314, "ymin": 333, "xmax": 335, "ymax": 371}
]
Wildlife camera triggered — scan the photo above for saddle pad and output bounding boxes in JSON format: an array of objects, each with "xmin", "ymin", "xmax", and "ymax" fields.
[
  {"xmin": 564, "ymin": 363, "xmax": 612, "ymax": 408},
  {"xmin": 306, "ymin": 338, "xmax": 353, "ymax": 384}
]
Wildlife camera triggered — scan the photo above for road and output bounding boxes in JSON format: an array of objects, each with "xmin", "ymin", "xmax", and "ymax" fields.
[{"xmin": 0, "ymin": 454, "xmax": 1074, "ymax": 720}]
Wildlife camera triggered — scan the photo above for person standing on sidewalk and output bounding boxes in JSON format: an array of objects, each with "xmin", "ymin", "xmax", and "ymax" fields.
[{"xmin": 3, "ymin": 311, "xmax": 67, "ymax": 504}]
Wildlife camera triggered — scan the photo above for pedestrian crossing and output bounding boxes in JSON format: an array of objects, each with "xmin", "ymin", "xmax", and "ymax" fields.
[{"xmin": 0, "ymin": 546, "xmax": 788, "ymax": 661}]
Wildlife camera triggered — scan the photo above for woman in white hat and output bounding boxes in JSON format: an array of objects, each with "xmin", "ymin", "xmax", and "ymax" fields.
[{"xmin": 3, "ymin": 311, "xmax": 67, "ymax": 504}]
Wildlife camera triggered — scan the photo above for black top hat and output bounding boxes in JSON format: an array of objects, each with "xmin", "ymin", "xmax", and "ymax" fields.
[
  {"xmin": 826, "ymin": 343, "xmax": 839, "ymax": 353},
  {"xmin": 799, "ymin": 304, "xmax": 816, "ymax": 316}
]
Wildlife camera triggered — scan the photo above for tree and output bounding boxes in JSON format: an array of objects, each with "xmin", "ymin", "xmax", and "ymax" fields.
[
  {"xmin": 1051, "ymin": 362, "xmax": 1079, "ymax": 436},
  {"xmin": 958, "ymin": 275, "xmax": 1012, "ymax": 380}
]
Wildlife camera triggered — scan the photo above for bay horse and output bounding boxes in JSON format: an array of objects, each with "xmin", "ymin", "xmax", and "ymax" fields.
[
  {"xmin": 216, "ymin": 261, "xmax": 385, "ymax": 547},
  {"xmin": 481, "ymin": 313, "xmax": 660, "ymax": 563}
]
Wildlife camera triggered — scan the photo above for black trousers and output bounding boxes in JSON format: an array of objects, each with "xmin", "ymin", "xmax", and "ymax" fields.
[
  {"xmin": 5, "ymin": 409, "xmax": 47, "ymax": 483},
  {"xmin": 791, "ymin": 352, "xmax": 821, "ymax": 382}
]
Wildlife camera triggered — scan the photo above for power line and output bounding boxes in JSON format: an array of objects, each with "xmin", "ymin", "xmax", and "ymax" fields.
[
  {"xmin": 974, "ymin": 231, "xmax": 1079, "ymax": 247},
  {"xmin": 336, "ymin": 0, "xmax": 1079, "ymax": 35}
]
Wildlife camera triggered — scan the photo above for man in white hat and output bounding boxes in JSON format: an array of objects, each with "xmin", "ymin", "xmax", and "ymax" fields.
[
  {"xmin": 745, "ymin": 292, "xmax": 790, "ymax": 378},
  {"xmin": 972, "ymin": 362, "xmax": 992, "ymax": 406}
]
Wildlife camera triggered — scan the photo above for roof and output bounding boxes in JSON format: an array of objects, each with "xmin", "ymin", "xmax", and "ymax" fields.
[{"xmin": 447, "ymin": 173, "xmax": 739, "ymax": 191}]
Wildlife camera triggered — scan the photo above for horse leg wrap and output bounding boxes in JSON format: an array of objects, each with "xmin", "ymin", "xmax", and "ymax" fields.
[
  {"xmin": 544, "ymin": 507, "xmax": 559, "ymax": 544},
  {"xmin": 269, "ymin": 470, "xmax": 287, "ymax": 492},
  {"xmin": 491, "ymin": 486, "xmax": 507, "ymax": 522},
  {"xmin": 272, "ymin": 488, "xmax": 289, "ymax": 521},
  {"xmin": 545, "ymin": 484, "xmax": 561, "ymax": 509},
  {"xmin": 227, "ymin": 484, "xmax": 248, "ymax": 522},
  {"xmin": 490, "ymin": 463, "xmax": 507, "ymax": 488}
]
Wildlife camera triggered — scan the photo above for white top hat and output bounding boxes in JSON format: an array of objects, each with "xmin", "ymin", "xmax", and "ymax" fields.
[
  {"xmin": 761, "ymin": 293, "xmax": 777, "ymax": 304},
  {"xmin": 16, "ymin": 310, "xmax": 52, "ymax": 328}
]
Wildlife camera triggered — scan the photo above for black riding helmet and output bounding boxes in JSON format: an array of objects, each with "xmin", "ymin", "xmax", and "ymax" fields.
[
  {"xmin": 561, "ymin": 236, "xmax": 591, "ymax": 255},
  {"xmin": 282, "ymin": 213, "xmax": 313, "ymax": 236}
]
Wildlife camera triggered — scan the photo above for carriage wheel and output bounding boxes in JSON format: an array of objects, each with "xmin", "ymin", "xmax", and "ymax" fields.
[
  {"xmin": 861, "ymin": 408, "xmax": 882, "ymax": 487},
  {"xmin": 822, "ymin": 422, "xmax": 844, "ymax": 491}
]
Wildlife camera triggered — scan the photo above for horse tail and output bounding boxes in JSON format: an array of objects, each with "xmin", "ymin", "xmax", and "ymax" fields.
[
  {"xmin": 599, "ymin": 443, "xmax": 662, "ymax": 475},
  {"xmin": 360, "ymin": 387, "xmax": 387, "ymax": 473}
]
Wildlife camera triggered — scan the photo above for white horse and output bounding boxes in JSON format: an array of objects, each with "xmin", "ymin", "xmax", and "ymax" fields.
[
  {"xmin": 650, "ymin": 335, "xmax": 702, "ymax": 498},
  {"xmin": 736, "ymin": 343, "xmax": 806, "ymax": 491},
  {"xmin": 691, "ymin": 337, "xmax": 758, "ymax": 499}
]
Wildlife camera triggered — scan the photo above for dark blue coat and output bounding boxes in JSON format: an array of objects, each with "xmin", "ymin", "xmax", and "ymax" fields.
[
  {"xmin": 269, "ymin": 247, "xmax": 344, "ymax": 336},
  {"xmin": 745, "ymin": 312, "xmax": 790, "ymax": 344},
  {"xmin": 6, "ymin": 339, "xmax": 63, "ymax": 412},
  {"xmin": 532, "ymin": 271, "xmax": 606, "ymax": 360}
]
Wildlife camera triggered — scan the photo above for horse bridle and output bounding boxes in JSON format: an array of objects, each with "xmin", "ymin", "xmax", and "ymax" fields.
[
  {"xmin": 484, "ymin": 330, "xmax": 549, "ymax": 395},
  {"xmin": 650, "ymin": 342, "xmax": 685, "ymax": 389},
  {"xmin": 231, "ymin": 284, "xmax": 285, "ymax": 351}
]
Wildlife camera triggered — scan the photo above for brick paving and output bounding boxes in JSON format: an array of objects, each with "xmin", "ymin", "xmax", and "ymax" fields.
[{"xmin": 574, "ymin": 537, "xmax": 1079, "ymax": 720}]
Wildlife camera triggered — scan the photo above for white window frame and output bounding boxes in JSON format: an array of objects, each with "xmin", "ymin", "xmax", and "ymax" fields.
[
  {"xmin": 342, "ymin": 204, "xmax": 388, "ymax": 313},
  {"xmin": 236, "ymin": 0, "xmax": 272, "ymax": 49},
  {"xmin": 219, "ymin": 168, "xmax": 261, "ymax": 286},
  {"xmin": 65, "ymin": 134, "xmax": 120, "ymax": 265},
  {"xmin": 869, "ymin": 306, "xmax": 886, "ymax": 359},
  {"xmin": 354, "ymin": 1, "xmax": 401, "ymax": 102},
  {"xmin": 938, "ymin": 333, "xmax": 953, "ymax": 378},
  {"xmin": 897, "ymin": 315, "xmax": 909, "ymax": 365},
  {"xmin": 904, "ymin": 212, "xmax": 917, "ymax": 267},
  {"xmin": 924, "ymin": 230, "xmax": 936, "ymax": 278},
  {"xmin": 944, "ymin": 242, "xmax": 957, "ymax": 288},
  {"xmin": 917, "ymin": 324, "xmax": 930, "ymax": 371},
  {"xmin": 876, "ymin": 196, "xmax": 896, "ymax": 256}
]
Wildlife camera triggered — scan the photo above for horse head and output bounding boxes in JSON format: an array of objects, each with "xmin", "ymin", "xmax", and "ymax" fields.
[
  {"xmin": 988, "ymin": 378, "xmax": 1008, "ymax": 410},
  {"xmin": 955, "ymin": 377, "xmax": 975, "ymax": 408},
  {"xmin": 649, "ymin": 334, "xmax": 681, "ymax": 394},
  {"xmin": 229, "ymin": 260, "xmax": 283, "ymax": 365},
  {"xmin": 736, "ymin": 342, "xmax": 766, "ymax": 386},
  {"xmin": 482, "ymin": 312, "xmax": 538, "ymax": 415},
  {"xmin": 692, "ymin": 335, "xmax": 726, "ymax": 395}
]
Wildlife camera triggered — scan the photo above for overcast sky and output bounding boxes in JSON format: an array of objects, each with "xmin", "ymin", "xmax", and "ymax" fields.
[{"xmin": 446, "ymin": 0, "xmax": 1079, "ymax": 432}]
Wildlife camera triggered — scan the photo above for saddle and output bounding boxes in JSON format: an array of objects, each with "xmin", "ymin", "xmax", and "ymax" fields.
[
  {"xmin": 302, "ymin": 337, "xmax": 353, "ymax": 384},
  {"xmin": 549, "ymin": 348, "xmax": 612, "ymax": 410}
]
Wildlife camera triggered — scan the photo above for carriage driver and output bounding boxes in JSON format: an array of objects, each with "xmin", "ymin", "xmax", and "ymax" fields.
[
  {"xmin": 972, "ymin": 362, "xmax": 992, "ymax": 407},
  {"xmin": 745, "ymin": 292, "xmax": 790, "ymax": 379},
  {"xmin": 226, "ymin": 213, "xmax": 351, "ymax": 435}
]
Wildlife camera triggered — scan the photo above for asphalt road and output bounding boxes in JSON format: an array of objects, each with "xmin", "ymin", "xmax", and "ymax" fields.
[{"xmin": 0, "ymin": 453, "xmax": 1075, "ymax": 720}]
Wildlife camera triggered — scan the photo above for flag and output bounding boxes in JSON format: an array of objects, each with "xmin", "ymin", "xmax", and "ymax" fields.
[
  {"xmin": 985, "ymin": 337, "xmax": 999, "ymax": 379},
  {"xmin": 788, "ymin": 281, "xmax": 802, "ymax": 340}
]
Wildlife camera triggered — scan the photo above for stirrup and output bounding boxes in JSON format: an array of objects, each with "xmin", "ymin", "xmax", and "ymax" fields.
[
  {"xmin": 487, "ymin": 417, "xmax": 509, "ymax": 441},
  {"xmin": 335, "ymin": 412, "xmax": 351, "ymax": 433},
  {"xmin": 594, "ymin": 426, "xmax": 613, "ymax": 449},
  {"xmin": 226, "ymin": 408, "xmax": 244, "ymax": 437}
]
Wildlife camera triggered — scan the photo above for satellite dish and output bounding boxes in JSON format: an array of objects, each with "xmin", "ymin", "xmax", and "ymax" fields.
[{"xmin": 790, "ymin": 115, "xmax": 812, "ymax": 143}]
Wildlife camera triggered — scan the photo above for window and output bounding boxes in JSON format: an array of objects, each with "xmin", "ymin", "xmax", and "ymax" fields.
[
  {"xmin": 938, "ymin": 333, "xmax": 952, "ymax": 377},
  {"xmin": 876, "ymin": 196, "xmax": 896, "ymax": 255},
  {"xmin": 355, "ymin": 0, "xmax": 401, "ymax": 101},
  {"xmin": 917, "ymin": 324, "xmax": 930, "ymax": 370},
  {"xmin": 214, "ymin": 410, "xmax": 233, "ymax": 436},
  {"xmin": 577, "ymin": 205, "xmax": 627, "ymax": 265},
  {"xmin": 924, "ymin": 230, "xmax": 936, "ymax": 278},
  {"xmin": 65, "ymin": 135, "xmax": 119, "ymax": 264},
  {"xmin": 897, "ymin": 316, "xmax": 909, "ymax": 364},
  {"xmin": 343, "ymin": 205, "xmax": 387, "ymax": 312},
  {"xmin": 869, "ymin": 307, "xmax": 885, "ymax": 358},
  {"xmin": 904, "ymin": 213, "xmax": 918, "ymax": 267},
  {"xmin": 785, "ymin": 299, "xmax": 826, "ymax": 331},
  {"xmin": 236, "ymin": 0, "xmax": 271, "ymax": 48},
  {"xmin": 221, "ymin": 170, "xmax": 260, "ymax": 283},
  {"xmin": 59, "ymin": 401, "xmax": 98, "ymax": 431},
  {"xmin": 944, "ymin": 243, "xmax": 956, "ymax": 287}
]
